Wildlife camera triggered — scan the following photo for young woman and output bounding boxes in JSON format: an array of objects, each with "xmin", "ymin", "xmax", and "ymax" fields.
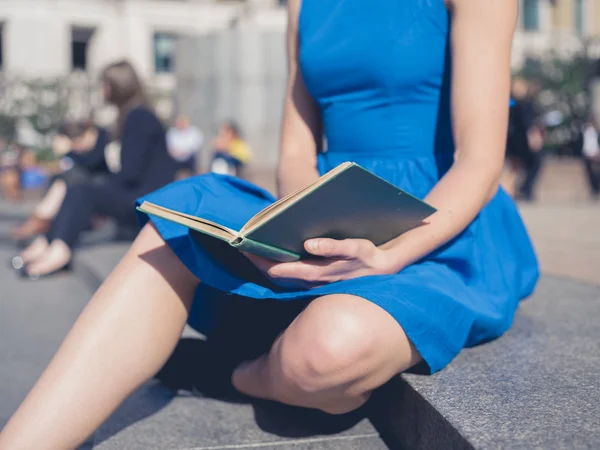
[
  {"xmin": 16, "ymin": 61, "xmax": 176, "ymax": 278},
  {"xmin": 0, "ymin": 1, "xmax": 538, "ymax": 448}
]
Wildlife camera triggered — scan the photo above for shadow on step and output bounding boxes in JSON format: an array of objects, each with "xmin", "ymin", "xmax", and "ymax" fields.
[
  {"xmin": 155, "ymin": 337, "xmax": 368, "ymax": 437},
  {"xmin": 88, "ymin": 297, "xmax": 372, "ymax": 448}
]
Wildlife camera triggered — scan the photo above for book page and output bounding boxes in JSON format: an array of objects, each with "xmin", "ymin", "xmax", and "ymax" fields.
[
  {"xmin": 240, "ymin": 162, "xmax": 353, "ymax": 235},
  {"xmin": 138, "ymin": 202, "xmax": 237, "ymax": 241}
]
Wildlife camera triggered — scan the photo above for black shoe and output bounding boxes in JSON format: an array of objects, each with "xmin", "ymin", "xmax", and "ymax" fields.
[{"xmin": 19, "ymin": 262, "xmax": 72, "ymax": 280}]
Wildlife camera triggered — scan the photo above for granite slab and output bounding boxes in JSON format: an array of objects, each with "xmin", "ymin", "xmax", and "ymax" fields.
[{"xmin": 373, "ymin": 276, "xmax": 600, "ymax": 449}]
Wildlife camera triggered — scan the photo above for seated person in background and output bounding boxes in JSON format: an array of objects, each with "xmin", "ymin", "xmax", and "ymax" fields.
[
  {"xmin": 10, "ymin": 120, "xmax": 110, "ymax": 240},
  {"xmin": 17, "ymin": 149, "xmax": 48, "ymax": 192},
  {"xmin": 166, "ymin": 114, "xmax": 204, "ymax": 179},
  {"xmin": 15, "ymin": 60, "xmax": 177, "ymax": 278},
  {"xmin": 210, "ymin": 120, "xmax": 252, "ymax": 177},
  {"xmin": 0, "ymin": 145, "xmax": 22, "ymax": 201}
]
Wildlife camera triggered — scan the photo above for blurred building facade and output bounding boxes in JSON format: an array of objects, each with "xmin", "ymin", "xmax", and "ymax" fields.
[
  {"xmin": 513, "ymin": 0, "xmax": 600, "ymax": 66},
  {"xmin": 1, "ymin": 0, "xmax": 600, "ymax": 163},
  {"xmin": 0, "ymin": 0, "xmax": 286, "ymax": 122},
  {"xmin": 0, "ymin": 0, "xmax": 286, "ymax": 79}
]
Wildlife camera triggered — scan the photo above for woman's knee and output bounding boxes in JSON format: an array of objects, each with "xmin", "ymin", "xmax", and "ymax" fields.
[
  {"xmin": 274, "ymin": 294, "xmax": 420, "ymax": 398},
  {"xmin": 275, "ymin": 295, "xmax": 382, "ymax": 396}
]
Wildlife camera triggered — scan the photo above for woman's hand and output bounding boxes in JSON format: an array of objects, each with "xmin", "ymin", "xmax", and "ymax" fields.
[
  {"xmin": 52, "ymin": 135, "xmax": 72, "ymax": 157},
  {"xmin": 245, "ymin": 238, "xmax": 395, "ymax": 289}
]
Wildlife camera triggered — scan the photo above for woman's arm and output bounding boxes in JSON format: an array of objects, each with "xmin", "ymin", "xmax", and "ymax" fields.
[
  {"xmin": 380, "ymin": 0, "xmax": 517, "ymax": 270},
  {"xmin": 276, "ymin": 0, "xmax": 322, "ymax": 198},
  {"xmin": 67, "ymin": 127, "xmax": 110, "ymax": 173},
  {"xmin": 246, "ymin": 0, "xmax": 518, "ymax": 287}
]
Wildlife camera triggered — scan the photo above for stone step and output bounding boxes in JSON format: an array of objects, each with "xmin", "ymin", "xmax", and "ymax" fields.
[{"xmin": 372, "ymin": 276, "xmax": 600, "ymax": 449}]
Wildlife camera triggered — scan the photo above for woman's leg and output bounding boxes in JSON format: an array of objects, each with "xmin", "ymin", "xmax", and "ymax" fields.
[
  {"xmin": 0, "ymin": 224, "xmax": 200, "ymax": 450},
  {"xmin": 10, "ymin": 179, "xmax": 65, "ymax": 240},
  {"xmin": 233, "ymin": 294, "xmax": 421, "ymax": 414},
  {"xmin": 584, "ymin": 157, "xmax": 600, "ymax": 198},
  {"xmin": 25, "ymin": 183, "xmax": 136, "ymax": 276},
  {"xmin": 34, "ymin": 178, "xmax": 67, "ymax": 220}
]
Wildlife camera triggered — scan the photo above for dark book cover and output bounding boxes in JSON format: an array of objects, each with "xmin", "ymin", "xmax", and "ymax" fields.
[{"xmin": 241, "ymin": 164, "xmax": 436, "ymax": 259}]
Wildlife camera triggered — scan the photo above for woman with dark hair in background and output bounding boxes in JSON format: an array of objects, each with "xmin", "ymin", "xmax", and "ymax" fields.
[
  {"xmin": 15, "ymin": 60, "xmax": 176, "ymax": 278},
  {"xmin": 10, "ymin": 120, "xmax": 110, "ymax": 241}
]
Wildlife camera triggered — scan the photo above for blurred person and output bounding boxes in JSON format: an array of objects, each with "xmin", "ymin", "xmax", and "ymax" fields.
[
  {"xmin": 0, "ymin": 3, "xmax": 540, "ymax": 448},
  {"xmin": 18, "ymin": 149, "xmax": 48, "ymax": 192},
  {"xmin": 507, "ymin": 78, "xmax": 542, "ymax": 201},
  {"xmin": 14, "ymin": 60, "xmax": 176, "ymax": 278},
  {"xmin": 10, "ymin": 120, "xmax": 110, "ymax": 241},
  {"xmin": 502, "ymin": 99, "xmax": 521, "ymax": 197},
  {"xmin": 0, "ymin": 145, "xmax": 22, "ymax": 201},
  {"xmin": 166, "ymin": 114, "xmax": 204, "ymax": 179},
  {"xmin": 519, "ymin": 118, "xmax": 545, "ymax": 201},
  {"xmin": 581, "ymin": 118, "xmax": 600, "ymax": 200},
  {"xmin": 210, "ymin": 120, "xmax": 252, "ymax": 177}
]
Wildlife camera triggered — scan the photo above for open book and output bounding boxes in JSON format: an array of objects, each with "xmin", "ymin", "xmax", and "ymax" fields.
[{"xmin": 137, "ymin": 162, "xmax": 436, "ymax": 262}]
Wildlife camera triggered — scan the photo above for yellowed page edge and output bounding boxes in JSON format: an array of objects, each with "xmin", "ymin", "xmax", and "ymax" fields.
[{"xmin": 138, "ymin": 202, "xmax": 236, "ymax": 241}]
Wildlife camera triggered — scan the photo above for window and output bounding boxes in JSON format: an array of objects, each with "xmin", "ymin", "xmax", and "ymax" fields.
[
  {"xmin": 154, "ymin": 32, "xmax": 177, "ymax": 74},
  {"xmin": 575, "ymin": 0, "xmax": 585, "ymax": 35},
  {"xmin": 522, "ymin": 0, "xmax": 539, "ymax": 32},
  {"xmin": 71, "ymin": 27, "xmax": 95, "ymax": 71}
]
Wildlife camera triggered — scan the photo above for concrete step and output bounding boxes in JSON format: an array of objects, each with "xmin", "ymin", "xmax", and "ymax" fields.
[
  {"xmin": 372, "ymin": 276, "xmax": 600, "ymax": 449},
  {"xmin": 91, "ymin": 383, "xmax": 386, "ymax": 450}
]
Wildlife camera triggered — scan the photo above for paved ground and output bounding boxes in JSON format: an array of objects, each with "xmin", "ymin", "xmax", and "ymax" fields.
[
  {"xmin": 0, "ymin": 159, "xmax": 598, "ymax": 448},
  {"xmin": 519, "ymin": 203, "xmax": 600, "ymax": 286}
]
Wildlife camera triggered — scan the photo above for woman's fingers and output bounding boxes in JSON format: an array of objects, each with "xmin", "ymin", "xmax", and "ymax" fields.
[
  {"xmin": 244, "ymin": 252, "xmax": 313, "ymax": 282},
  {"xmin": 305, "ymin": 238, "xmax": 372, "ymax": 259}
]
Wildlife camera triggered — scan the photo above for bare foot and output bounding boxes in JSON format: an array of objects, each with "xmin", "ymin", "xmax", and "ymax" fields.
[
  {"xmin": 13, "ymin": 237, "xmax": 50, "ymax": 269},
  {"xmin": 26, "ymin": 240, "xmax": 72, "ymax": 277}
]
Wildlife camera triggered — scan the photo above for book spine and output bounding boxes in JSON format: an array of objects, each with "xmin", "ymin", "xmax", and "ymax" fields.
[{"xmin": 232, "ymin": 237, "xmax": 301, "ymax": 262}]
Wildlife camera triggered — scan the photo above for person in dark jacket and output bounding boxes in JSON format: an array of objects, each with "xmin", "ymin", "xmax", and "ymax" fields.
[
  {"xmin": 506, "ymin": 78, "xmax": 543, "ymax": 201},
  {"xmin": 16, "ymin": 60, "xmax": 177, "ymax": 278},
  {"xmin": 10, "ymin": 120, "xmax": 110, "ymax": 240}
]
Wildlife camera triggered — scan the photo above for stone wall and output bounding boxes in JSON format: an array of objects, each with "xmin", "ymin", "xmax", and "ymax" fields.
[{"xmin": 175, "ymin": 28, "xmax": 287, "ymax": 170}]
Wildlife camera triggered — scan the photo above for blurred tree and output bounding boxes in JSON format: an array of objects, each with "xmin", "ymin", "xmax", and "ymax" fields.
[
  {"xmin": 0, "ymin": 113, "xmax": 17, "ymax": 143},
  {"xmin": 517, "ymin": 36, "xmax": 600, "ymax": 155}
]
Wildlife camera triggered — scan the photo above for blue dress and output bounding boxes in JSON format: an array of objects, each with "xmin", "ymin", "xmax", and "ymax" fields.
[{"xmin": 136, "ymin": 0, "xmax": 539, "ymax": 373}]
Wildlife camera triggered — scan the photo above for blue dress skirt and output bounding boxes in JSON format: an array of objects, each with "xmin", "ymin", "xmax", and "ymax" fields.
[{"xmin": 136, "ymin": 0, "xmax": 539, "ymax": 373}]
